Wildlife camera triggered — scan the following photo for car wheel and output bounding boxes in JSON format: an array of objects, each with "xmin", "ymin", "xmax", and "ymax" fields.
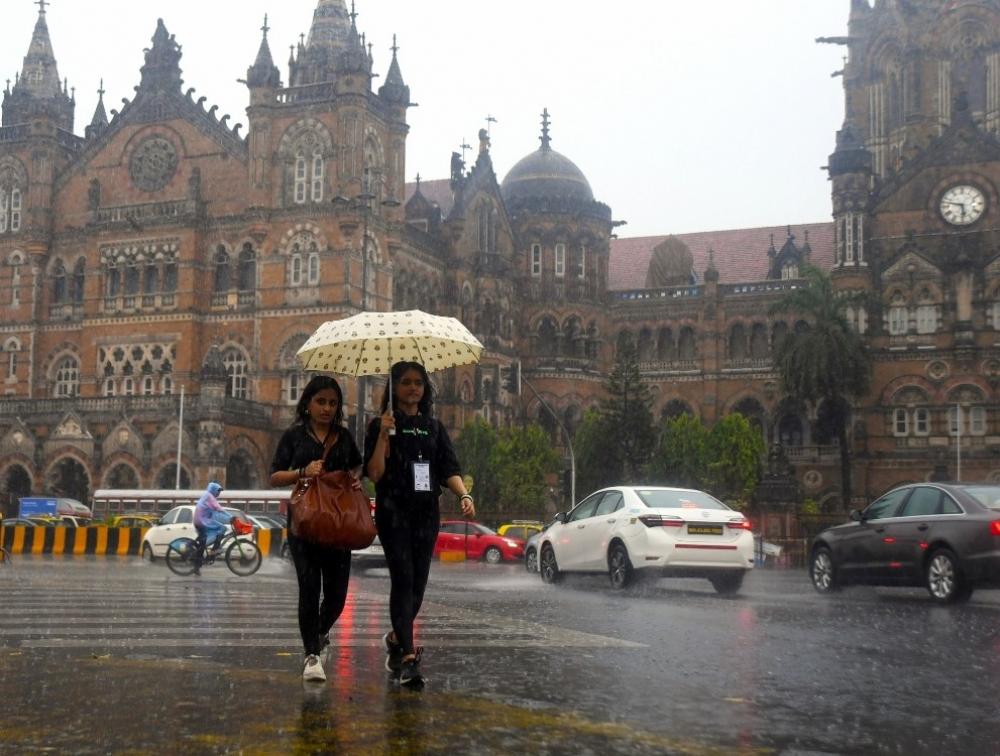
[
  {"xmin": 484, "ymin": 546, "xmax": 503, "ymax": 565},
  {"xmin": 926, "ymin": 548, "xmax": 973, "ymax": 604},
  {"xmin": 608, "ymin": 542, "xmax": 633, "ymax": 590},
  {"xmin": 709, "ymin": 570, "xmax": 745, "ymax": 595},
  {"xmin": 540, "ymin": 545, "xmax": 561, "ymax": 584},
  {"xmin": 810, "ymin": 546, "xmax": 840, "ymax": 595},
  {"xmin": 141, "ymin": 542, "xmax": 155, "ymax": 563},
  {"xmin": 525, "ymin": 547, "xmax": 538, "ymax": 573}
]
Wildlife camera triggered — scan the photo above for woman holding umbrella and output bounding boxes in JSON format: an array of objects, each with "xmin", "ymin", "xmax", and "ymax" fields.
[{"xmin": 364, "ymin": 360, "xmax": 475, "ymax": 687}]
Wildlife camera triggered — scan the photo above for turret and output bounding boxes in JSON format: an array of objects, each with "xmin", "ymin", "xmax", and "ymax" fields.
[
  {"xmin": 138, "ymin": 19, "xmax": 183, "ymax": 95},
  {"xmin": 378, "ymin": 35, "xmax": 410, "ymax": 107},
  {"xmin": 246, "ymin": 15, "xmax": 282, "ymax": 103},
  {"xmin": 2, "ymin": 1, "xmax": 75, "ymax": 130},
  {"xmin": 827, "ymin": 119, "xmax": 872, "ymax": 269},
  {"xmin": 84, "ymin": 80, "xmax": 109, "ymax": 140}
]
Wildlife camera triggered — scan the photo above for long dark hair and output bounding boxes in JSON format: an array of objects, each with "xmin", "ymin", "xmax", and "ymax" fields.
[
  {"xmin": 295, "ymin": 375, "xmax": 346, "ymax": 427},
  {"xmin": 379, "ymin": 361, "xmax": 434, "ymax": 416}
]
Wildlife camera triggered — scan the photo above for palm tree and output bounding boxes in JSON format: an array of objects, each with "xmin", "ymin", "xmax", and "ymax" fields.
[{"xmin": 770, "ymin": 265, "xmax": 872, "ymax": 509}]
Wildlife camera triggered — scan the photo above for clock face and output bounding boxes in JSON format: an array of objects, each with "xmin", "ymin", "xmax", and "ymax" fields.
[{"xmin": 939, "ymin": 184, "xmax": 986, "ymax": 226}]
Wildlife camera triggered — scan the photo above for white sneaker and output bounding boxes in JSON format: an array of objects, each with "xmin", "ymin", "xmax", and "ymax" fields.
[{"xmin": 302, "ymin": 654, "xmax": 326, "ymax": 682}]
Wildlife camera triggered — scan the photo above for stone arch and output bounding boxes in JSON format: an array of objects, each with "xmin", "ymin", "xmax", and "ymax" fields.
[
  {"xmin": 0, "ymin": 462, "xmax": 33, "ymax": 517},
  {"xmin": 536, "ymin": 315, "xmax": 559, "ymax": 356},
  {"xmin": 103, "ymin": 461, "xmax": 140, "ymax": 489},
  {"xmin": 155, "ymin": 463, "xmax": 191, "ymax": 490},
  {"xmin": 44, "ymin": 454, "xmax": 92, "ymax": 507},
  {"xmin": 729, "ymin": 396, "xmax": 767, "ymax": 434},
  {"xmin": 277, "ymin": 118, "xmax": 334, "ymax": 157},
  {"xmin": 728, "ymin": 323, "xmax": 748, "ymax": 360},
  {"xmin": 749, "ymin": 323, "xmax": 769, "ymax": 358},
  {"xmin": 226, "ymin": 448, "xmax": 260, "ymax": 490},
  {"xmin": 677, "ymin": 326, "xmax": 697, "ymax": 360},
  {"xmin": 661, "ymin": 399, "xmax": 694, "ymax": 420},
  {"xmin": 656, "ymin": 327, "xmax": 675, "ymax": 361},
  {"xmin": 637, "ymin": 327, "xmax": 655, "ymax": 361}
]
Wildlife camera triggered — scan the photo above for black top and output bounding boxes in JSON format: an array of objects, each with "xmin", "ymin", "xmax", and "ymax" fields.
[
  {"xmin": 363, "ymin": 413, "xmax": 461, "ymax": 506},
  {"xmin": 270, "ymin": 423, "xmax": 363, "ymax": 477}
]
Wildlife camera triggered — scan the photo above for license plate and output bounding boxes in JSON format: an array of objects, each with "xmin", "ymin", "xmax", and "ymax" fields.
[{"xmin": 687, "ymin": 524, "xmax": 723, "ymax": 536}]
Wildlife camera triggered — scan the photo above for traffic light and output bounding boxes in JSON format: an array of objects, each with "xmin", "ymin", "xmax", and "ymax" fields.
[{"xmin": 502, "ymin": 360, "xmax": 521, "ymax": 395}]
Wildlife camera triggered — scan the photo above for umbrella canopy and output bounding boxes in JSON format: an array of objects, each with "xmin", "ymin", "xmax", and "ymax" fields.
[{"xmin": 296, "ymin": 310, "xmax": 484, "ymax": 376}]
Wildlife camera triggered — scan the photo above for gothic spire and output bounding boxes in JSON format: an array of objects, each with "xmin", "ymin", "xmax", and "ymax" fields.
[
  {"xmin": 378, "ymin": 34, "xmax": 410, "ymax": 105},
  {"xmin": 247, "ymin": 14, "xmax": 282, "ymax": 89},
  {"xmin": 85, "ymin": 79, "xmax": 108, "ymax": 140},
  {"xmin": 2, "ymin": 1, "xmax": 74, "ymax": 129},
  {"xmin": 138, "ymin": 19, "xmax": 183, "ymax": 94}
]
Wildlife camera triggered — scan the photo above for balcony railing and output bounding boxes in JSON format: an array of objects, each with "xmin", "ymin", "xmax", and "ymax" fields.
[
  {"xmin": 101, "ymin": 293, "xmax": 178, "ymax": 314},
  {"xmin": 613, "ymin": 285, "xmax": 703, "ymax": 302},
  {"xmin": 93, "ymin": 199, "xmax": 199, "ymax": 226},
  {"xmin": 723, "ymin": 357, "xmax": 772, "ymax": 370},
  {"xmin": 720, "ymin": 280, "xmax": 804, "ymax": 296},
  {"xmin": 784, "ymin": 445, "xmax": 841, "ymax": 462}
]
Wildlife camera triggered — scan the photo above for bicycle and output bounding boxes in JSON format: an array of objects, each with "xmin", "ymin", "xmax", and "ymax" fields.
[{"xmin": 165, "ymin": 517, "xmax": 262, "ymax": 577}]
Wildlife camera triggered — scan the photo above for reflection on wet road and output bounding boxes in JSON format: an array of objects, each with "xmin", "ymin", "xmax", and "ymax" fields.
[{"xmin": 1, "ymin": 557, "xmax": 999, "ymax": 754}]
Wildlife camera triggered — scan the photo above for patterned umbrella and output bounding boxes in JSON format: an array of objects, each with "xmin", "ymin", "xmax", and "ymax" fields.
[{"xmin": 296, "ymin": 309, "xmax": 484, "ymax": 377}]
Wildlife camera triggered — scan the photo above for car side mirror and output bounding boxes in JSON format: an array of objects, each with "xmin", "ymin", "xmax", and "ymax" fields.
[
  {"xmin": 554, "ymin": 512, "xmax": 567, "ymax": 524},
  {"xmin": 849, "ymin": 509, "xmax": 863, "ymax": 522}
]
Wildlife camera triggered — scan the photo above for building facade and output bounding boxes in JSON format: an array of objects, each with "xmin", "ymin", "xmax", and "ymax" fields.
[{"xmin": 1, "ymin": 0, "xmax": 998, "ymax": 513}]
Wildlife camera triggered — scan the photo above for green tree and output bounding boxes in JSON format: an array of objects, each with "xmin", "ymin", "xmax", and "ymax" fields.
[
  {"xmin": 573, "ymin": 408, "xmax": 616, "ymax": 501},
  {"xmin": 648, "ymin": 412, "xmax": 709, "ymax": 488},
  {"xmin": 599, "ymin": 338, "xmax": 656, "ymax": 482},
  {"xmin": 770, "ymin": 264, "xmax": 872, "ymax": 507},
  {"xmin": 454, "ymin": 418, "xmax": 500, "ymax": 513},
  {"xmin": 492, "ymin": 423, "xmax": 560, "ymax": 515},
  {"xmin": 705, "ymin": 413, "xmax": 765, "ymax": 503}
]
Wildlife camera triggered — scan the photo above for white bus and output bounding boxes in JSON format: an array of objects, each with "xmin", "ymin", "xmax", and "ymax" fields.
[{"xmin": 91, "ymin": 489, "xmax": 293, "ymax": 518}]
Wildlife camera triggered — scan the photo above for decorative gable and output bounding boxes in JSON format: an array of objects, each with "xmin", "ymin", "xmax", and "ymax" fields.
[
  {"xmin": 882, "ymin": 249, "xmax": 942, "ymax": 281},
  {"xmin": 52, "ymin": 412, "xmax": 91, "ymax": 440}
]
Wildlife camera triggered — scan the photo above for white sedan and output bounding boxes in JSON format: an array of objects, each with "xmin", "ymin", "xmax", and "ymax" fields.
[
  {"xmin": 141, "ymin": 505, "xmax": 249, "ymax": 560},
  {"xmin": 537, "ymin": 486, "xmax": 754, "ymax": 593}
]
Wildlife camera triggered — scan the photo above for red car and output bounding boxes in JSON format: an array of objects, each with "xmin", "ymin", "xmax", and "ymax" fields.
[{"xmin": 435, "ymin": 520, "xmax": 525, "ymax": 564}]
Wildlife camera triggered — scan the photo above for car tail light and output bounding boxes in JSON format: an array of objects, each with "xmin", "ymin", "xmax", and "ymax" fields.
[
  {"xmin": 990, "ymin": 520, "xmax": 1000, "ymax": 536},
  {"xmin": 727, "ymin": 519, "xmax": 752, "ymax": 531},
  {"xmin": 638, "ymin": 514, "xmax": 684, "ymax": 528}
]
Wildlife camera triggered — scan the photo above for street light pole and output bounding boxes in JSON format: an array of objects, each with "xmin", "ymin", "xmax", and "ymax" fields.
[{"xmin": 521, "ymin": 375, "xmax": 576, "ymax": 507}]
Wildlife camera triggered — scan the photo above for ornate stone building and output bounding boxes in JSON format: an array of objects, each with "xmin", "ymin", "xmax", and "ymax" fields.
[{"xmin": 1, "ymin": 0, "xmax": 999, "ymax": 514}]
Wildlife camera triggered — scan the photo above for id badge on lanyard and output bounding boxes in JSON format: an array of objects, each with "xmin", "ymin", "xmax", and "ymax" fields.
[{"xmin": 412, "ymin": 461, "xmax": 432, "ymax": 492}]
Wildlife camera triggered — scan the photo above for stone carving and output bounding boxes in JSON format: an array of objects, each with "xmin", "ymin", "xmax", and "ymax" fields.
[{"xmin": 129, "ymin": 136, "xmax": 179, "ymax": 192}]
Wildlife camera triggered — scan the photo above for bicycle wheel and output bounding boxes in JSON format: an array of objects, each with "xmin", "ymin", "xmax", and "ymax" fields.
[
  {"xmin": 225, "ymin": 538, "xmax": 262, "ymax": 576},
  {"xmin": 165, "ymin": 537, "xmax": 199, "ymax": 576}
]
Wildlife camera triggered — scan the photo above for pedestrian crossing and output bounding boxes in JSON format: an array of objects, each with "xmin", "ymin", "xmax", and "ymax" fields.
[{"xmin": 0, "ymin": 568, "xmax": 643, "ymax": 652}]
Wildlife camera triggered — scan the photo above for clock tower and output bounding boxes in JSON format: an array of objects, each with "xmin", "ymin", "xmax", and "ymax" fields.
[{"xmin": 826, "ymin": 0, "xmax": 1000, "ymax": 494}]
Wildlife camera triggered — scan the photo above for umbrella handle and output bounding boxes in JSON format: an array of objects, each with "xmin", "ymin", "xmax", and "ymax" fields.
[{"xmin": 386, "ymin": 370, "xmax": 395, "ymax": 435}]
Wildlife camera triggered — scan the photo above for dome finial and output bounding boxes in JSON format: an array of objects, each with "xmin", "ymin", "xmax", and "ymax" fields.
[{"xmin": 540, "ymin": 107, "xmax": 552, "ymax": 151}]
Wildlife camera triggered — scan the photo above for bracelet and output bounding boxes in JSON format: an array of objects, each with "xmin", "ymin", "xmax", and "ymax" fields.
[
  {"xmin": 298, "ymin": 467, "xmax": 305, "ymax": 479},
  {"xmin": 460, "ymin": 494, "xmax": 473, "ymax": 502}
]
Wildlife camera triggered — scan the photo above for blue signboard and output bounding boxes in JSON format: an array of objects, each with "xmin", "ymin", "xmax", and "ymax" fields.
[{"xmin": 19, "ymin": 498, "xmax": 58, "ymax": 517}]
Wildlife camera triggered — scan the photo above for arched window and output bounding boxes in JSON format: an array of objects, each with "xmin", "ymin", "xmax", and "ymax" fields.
[
  {"xmin": 781, "ymin": 262, "xmax": 798, "ymax": 280},
  {"xmin": 749, "ymin": 323, "xmax": 769, "ymax": 358},
  {"xmin": 10, "ymin": 253, "xmax": 23, "ymax": 306},
  {"xmin": 72, "ymin": 258, "xmax": 86, "ymax": 305},
  {"xmin": 888, "ymin": 293, "xmax": 908, "ymax": 335},
  {"xmin": 237, "ymin": 244, "xmax": 256, "ymax": 291},
  {"xmin": 637, "ymin": 328, "xmax": 654, "ymax": 361},
  {"xmin": 223, "ymin": 348, "xmax": 249, "ymax": 399},
  {"xmin": 678, "ymin": 327, "xmax": 697, "ymax": 360},
  {"xmin": 728, "ymin": 324, "xmax": 748, "ymax": 360},
  {"xmin": 143, "ymin": 261, "xmax": 159, "ymax": 296},
  {"xmin": 294, "ymin": 151, "xmax": 308, "ymax": 204},
  {"xmin": 163, "ymin": 255, "xmax": 177, "ymax": 293},
  {"xmin": 290, "ymin": 242, "xmax": 303, "ymax": 286},
  {"xmin": 311, "ymin": 149, "xmax": 324, "ymax": 202},
  {"xmin": 657, "ymin": 328, "xmax": 675, "ymax": 361},
  {"xmin": 307, "ymin": 248, "xmax": 320, "ymax": 285},
  {"xmin": 3, "ymin": 338, "xmax": 20, "ymax": 379},
  {"xmin": 103, "ymin": 377, "xmax": 116, "ymax": 397},
  {"xmin": 538, "ymin": 318, "xmax": 559, "ymax": 356},
  {"xmin": 915, "ymin": 289, "xmax": 937, "ymax": 334},
  {"xmin": 142, "ymin": 376, "xmax": 155, "ymax": 395},
  {"xmin": 161, "ymin": 376, "xmax": 174, "ymax": 395},
  {"xmin": 213, "ymin": 247, "xmax": 230, "ymax": 293},
  {"xmin": 554, "ymin": 243, "xmax": 566, "ymax": 278},
  {"xmin": 478, "ymin": 205, "xmax": 489, "ymax": 252},
  {"xmin": 122, "ymin": 377, "xmax": 135, "ymax": 396},
  {"xmin": 54, "ymin": 356, "xmax": 80, "ymax": 398},
  {"xmin": 52, "ymin": 261, "xmax": 68, "ymax": 304},
  {"xmin": 0, "ymin": 186, "xmax": 22, "ymax": 234}
]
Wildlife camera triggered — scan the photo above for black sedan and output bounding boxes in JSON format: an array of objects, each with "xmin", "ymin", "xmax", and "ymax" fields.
[{"xmin": 809, "ymin": 483, "xmax": 1000, "ymax": 603}]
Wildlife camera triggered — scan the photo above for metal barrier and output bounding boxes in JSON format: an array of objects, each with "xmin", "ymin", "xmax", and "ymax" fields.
[{"xmin": 1, "ymin": 525, "xmax": 287, "ymax": 558}]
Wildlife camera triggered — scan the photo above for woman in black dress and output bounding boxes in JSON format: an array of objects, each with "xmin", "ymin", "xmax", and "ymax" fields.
[
  {"xmin": 270, "ymin": 375, "xmax": 362, "ymax": 682},
  {"xmin": 364, "ymin": 361, "xmax": 475, "ymax": 687}
]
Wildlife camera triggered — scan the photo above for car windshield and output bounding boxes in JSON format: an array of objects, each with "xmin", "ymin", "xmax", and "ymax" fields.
[
  {"xmin": 635, "ymin": 489, "xmax": 730, "ymax": 510},
  {"xmin": 470, "ymin": 523, "xmax": 496, "ymax": 535},
  {"xmin": 960, "ymin": 486, "xmax": 1000, "ymax": 510}
]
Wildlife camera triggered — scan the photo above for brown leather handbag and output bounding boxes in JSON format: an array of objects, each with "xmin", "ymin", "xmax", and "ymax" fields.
[{"xmin": 290, "ymin": 462, "xmax": 376, "ymax": 550}]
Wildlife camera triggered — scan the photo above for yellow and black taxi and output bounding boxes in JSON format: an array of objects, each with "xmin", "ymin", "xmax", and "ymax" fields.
[{"xmin": 108, "ymin": 514, "xmax": 160, "ymax": 529}]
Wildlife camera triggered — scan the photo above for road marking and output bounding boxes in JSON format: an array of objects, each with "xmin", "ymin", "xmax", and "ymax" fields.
[{"xmin": 1, "ymin": 588, "xmax": 643, "ymax": 651}]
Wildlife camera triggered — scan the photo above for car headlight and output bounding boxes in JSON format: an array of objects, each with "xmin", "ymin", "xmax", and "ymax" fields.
[{"xmin": 504, "ymin": 539, "xmax": 519, "ymax": 548}]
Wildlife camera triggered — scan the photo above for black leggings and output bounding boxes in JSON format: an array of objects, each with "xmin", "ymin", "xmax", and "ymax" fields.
[
  {"xmin": 375, "ymin": 502, "xmax": 439, "ymax": 655},
  {"xmin": 289, "ymin": 535, "xmax": 352, "ymax": 656}
]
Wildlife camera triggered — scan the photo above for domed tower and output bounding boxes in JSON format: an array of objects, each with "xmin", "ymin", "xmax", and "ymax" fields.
[{"xmin": 500, "ymin": 109, "xmax": 613, "ymax": 442}]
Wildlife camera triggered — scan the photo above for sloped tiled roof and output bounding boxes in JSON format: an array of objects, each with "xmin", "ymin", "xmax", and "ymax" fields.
[
  {"xmin": 609, "ymin": 221, "xmax": 835, "ymax": 290},
  {"xmin": 404, "ymin": 179, "xmax": 454, "ymax": 218}
]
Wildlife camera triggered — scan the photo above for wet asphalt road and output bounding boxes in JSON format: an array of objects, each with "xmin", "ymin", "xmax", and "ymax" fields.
[{"xmin": 1, "ymin": 556, "xmax": 999, "ymax": 755}]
